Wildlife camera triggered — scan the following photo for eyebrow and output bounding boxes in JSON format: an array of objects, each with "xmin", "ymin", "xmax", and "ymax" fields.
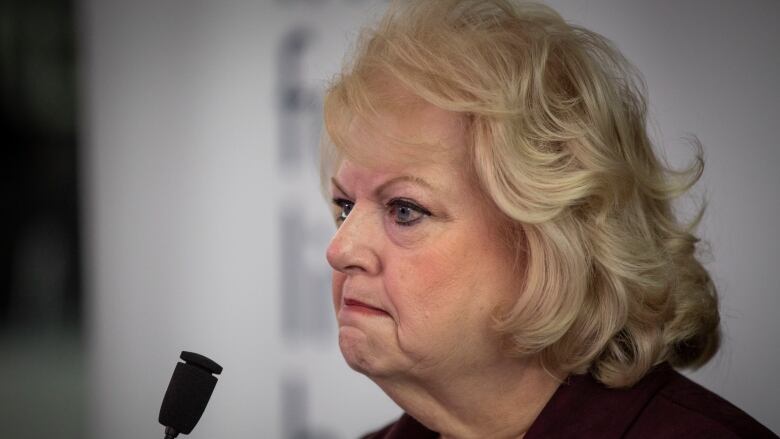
[{"xmin": 330, "ymin": 175, "xmax": 436, "ymax": 199}]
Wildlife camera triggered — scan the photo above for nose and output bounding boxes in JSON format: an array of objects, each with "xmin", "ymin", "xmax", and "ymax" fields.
[{"xmin": 325, "ymin": 205, "xmax": 382, "ymax": 275}]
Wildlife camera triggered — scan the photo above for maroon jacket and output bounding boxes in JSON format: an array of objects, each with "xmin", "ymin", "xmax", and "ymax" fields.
[{"xmin": 362, "ymin": 363, "xmax": 777, "ymax": 438}]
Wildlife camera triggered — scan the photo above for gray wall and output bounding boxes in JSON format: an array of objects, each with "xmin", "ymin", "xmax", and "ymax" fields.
[{"xmin": 81, "ymin": 1, "xmax": 780, "ymax": 437}]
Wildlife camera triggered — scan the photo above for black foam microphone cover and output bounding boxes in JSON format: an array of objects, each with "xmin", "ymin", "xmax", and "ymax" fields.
[{"xmin": 159, "ymin": 351, "xmax": 223, "ymax": 435}]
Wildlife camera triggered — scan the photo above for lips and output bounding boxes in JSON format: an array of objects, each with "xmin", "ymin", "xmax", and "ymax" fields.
[{"xmin": 343, "ymin": 298, "xmax": 389, "ymax": 316}]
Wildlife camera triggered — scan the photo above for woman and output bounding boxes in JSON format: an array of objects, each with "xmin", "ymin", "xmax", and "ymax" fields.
[{"xmin": 320, "ymin": 1, "xmax": 776, "ymax": 437}]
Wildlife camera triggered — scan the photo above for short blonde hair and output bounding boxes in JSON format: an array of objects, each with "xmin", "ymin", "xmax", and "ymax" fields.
[{"xmin": 321, "ymin": 0, "xmax": 719, "ymax": 387}]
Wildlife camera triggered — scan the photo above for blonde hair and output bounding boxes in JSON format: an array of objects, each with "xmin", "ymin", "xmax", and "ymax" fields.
[{"xmin": 321, "ymin": 0, "xmax": 720, "ymax": 387}]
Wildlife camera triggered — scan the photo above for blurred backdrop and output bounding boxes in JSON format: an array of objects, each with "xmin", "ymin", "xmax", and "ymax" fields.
[
  {"xmin": 1, "ymin": 0, "xmax": 779, "ymax": 438},
  {"xmin": 1, "ymin": 0, "xmax": 84, "ymax": 437}
]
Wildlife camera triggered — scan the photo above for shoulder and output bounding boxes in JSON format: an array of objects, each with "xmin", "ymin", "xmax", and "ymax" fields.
[
  {"xmin": 627, "ymin": 368, "xmax": 776, "ymax": 438},
  {"xmin": 526, "ymin": 363, "xmax": 777, "ymax": 439}
]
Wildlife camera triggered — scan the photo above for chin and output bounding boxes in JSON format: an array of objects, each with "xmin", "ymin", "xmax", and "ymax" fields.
[{"xmin": 339, "ymin": 327, "xmax": 395, "ymax": 378}]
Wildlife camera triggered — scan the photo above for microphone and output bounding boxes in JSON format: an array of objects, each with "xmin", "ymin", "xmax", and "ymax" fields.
[{"xmin": 159, "ymin": 351, "xmax": 223, "ymax": 438}]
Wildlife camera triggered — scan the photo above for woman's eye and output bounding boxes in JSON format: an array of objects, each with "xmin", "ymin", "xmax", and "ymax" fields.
[
  {"xmin": 388, "ymin": 199, "xmax": 431, "ymax": 226},
  {"xmin": 332, "ymin": 198, "xmax": 354, "ymax": 224}
]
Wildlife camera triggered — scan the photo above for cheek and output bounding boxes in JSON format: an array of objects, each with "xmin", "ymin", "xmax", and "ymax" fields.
[
  {"xmin": 386, "ymin": 242, "xmax": 467, "ymax": 319},
  {"xmin": 384, "ymin": 225, "xmax": 516, "ymax": 332}
]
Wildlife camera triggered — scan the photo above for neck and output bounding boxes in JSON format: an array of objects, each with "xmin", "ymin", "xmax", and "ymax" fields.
[{"xmin": 373, "ymin": 356, "xmax": 563, "ymax": 439}]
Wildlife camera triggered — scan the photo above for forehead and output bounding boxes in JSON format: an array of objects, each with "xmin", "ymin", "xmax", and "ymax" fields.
[{"xmin": 336, "ymin": 93, "xmax": 470, "ymax": 170}]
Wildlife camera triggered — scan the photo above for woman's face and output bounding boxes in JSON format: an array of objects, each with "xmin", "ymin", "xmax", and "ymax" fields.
[{"xmin": 326, "ymin": 102, "xmax": 522, "ymax": 382}]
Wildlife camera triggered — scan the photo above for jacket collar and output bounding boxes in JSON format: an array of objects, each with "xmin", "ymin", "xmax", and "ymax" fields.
[{"xmin": 525, "ymin": 363, "xmax": 675, "ymax": 438}]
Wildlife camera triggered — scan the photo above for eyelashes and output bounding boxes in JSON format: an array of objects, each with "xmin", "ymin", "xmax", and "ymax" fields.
[
  {"xmin": 332, "ymin": 198, "xmax": 354, "ymax": 224},
  {"xmin": 331, "ymin": 197, "xmax": 432, "ymax": 227},
  {"xmin": 387, "ymin": 198, "xmax": 431, "ymax": 226}
]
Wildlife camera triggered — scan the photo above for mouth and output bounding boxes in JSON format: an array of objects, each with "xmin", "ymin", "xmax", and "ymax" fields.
[{"xmin": 343, "ymin": 298, "xmax": 389, "ymax": 316}]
